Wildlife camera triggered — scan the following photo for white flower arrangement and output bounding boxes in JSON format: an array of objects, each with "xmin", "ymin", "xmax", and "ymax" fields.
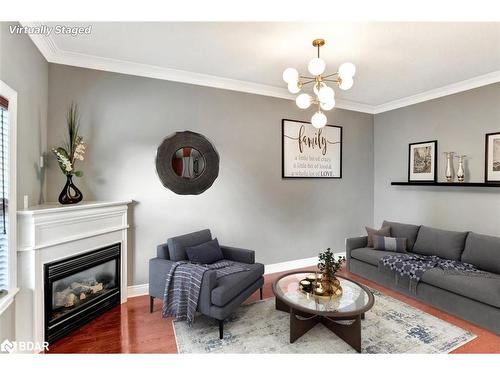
[{"xmin": 51, "ymin": 103, "xmax": 85, "ymax": 177}]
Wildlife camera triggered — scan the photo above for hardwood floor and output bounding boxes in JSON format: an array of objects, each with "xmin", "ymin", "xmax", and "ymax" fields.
[{"xmin": 47, "ymin": 267, "xmax": 500, "ymax": 354}]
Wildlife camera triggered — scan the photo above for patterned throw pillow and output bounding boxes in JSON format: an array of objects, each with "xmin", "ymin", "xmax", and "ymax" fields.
[
  {"xmin": 372, "ymin": 235, "xmax": 407, "ymax": 253},
  {"xmin": 365, "ymin": 226, "xmax": 391, "ymax": 247}
]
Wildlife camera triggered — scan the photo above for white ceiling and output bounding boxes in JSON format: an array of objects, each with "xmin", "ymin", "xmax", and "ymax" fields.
[{"xmin": 30, "ymin": 22, "xmax": 500, "ymax": 112}]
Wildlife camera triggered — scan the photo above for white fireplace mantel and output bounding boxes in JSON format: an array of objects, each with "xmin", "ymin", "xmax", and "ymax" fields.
[{"xmin": 16, "ymin": 200, "xmax": 131, "ymax": 348}]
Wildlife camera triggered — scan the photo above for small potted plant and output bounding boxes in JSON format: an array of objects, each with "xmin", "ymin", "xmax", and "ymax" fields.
[
  {"xmin": 318, "ymin": 248, "xmax": 346, "ymax": 296},
  {"xmin": 52, "ymin": 103, "xmax": 85, "ymax": 204}
]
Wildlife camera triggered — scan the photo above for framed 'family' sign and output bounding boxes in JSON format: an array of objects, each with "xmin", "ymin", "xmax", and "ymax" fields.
[{"xmin": 282, "ymin": 119, "xmax": 342, "ymax": 178}]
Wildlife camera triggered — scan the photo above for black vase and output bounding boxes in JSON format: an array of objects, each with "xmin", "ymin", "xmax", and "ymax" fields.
[{"xmin": 58, "ymin": 175, "xmax": 83, "ymax": 205}]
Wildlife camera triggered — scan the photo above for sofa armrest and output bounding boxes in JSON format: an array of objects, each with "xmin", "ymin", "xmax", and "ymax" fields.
[
  {"xmin": 149, "ymin": 257, "xmax": 175, "ymax": 298},
  {"xmin": 220, "ymin": 245, "xmax": 255, "ymax": 264},
  {"xmin": 198, "ymin": 269, "xmax": 217, "ymax": 315},
  {"xmin": 156, "ymin": 242, "xmax": 170, "ymax": 260},
  {"xmin": 345, "ymin": 236, "xmax": 368, "ymax": 259}
]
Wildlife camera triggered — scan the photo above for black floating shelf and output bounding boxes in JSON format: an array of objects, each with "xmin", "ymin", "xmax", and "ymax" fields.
[{"xmin": 391, "ymin": 182, "xmax": 500, "ymax": 187}]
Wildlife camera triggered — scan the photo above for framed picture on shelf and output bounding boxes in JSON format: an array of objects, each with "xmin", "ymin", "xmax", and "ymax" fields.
[
  {"xmin": 408, "ymin": 140, "xmax": 437, "ymax": 182},
  {"xmin": 282, "ymin": 119, "xmax": 342, "ymax": 178},
  {"xmin": 485, "ymin": 132, "xmax": 500, "ymax": 183}
]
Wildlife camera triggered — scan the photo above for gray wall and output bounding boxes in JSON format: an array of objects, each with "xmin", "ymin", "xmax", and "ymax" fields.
[
  {"xmin": 47, "ymin": 64, "xmax": 374, "ymax": 285},
  {"xmin": 0, "ymin": 22, "xmax": 48, "ymax": 342},
  {"xmin": 0, "ymin": 22, "xmax": 48, "ymax": 208},
  {"xmin": 374, "ymin": 83, "xmax": 500, "ymax": 235}
]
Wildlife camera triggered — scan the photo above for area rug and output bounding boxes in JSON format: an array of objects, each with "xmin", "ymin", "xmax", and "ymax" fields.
[{"xmin": 172, "ymin": 288, "xmax": 476, "ymax": 353}]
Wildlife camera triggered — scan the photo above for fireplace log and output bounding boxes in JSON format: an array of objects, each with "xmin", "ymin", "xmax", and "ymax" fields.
[
  {"xmin": 70, "ymin": 281, "xmax": 103, "ymax": 294},
  {"xmin": 65, "ymin": 293, "xmax": 77, "ymax": 307},
  {"xmin": 54, "ymin": 281, "xmax": 104, "ymax": 308}
]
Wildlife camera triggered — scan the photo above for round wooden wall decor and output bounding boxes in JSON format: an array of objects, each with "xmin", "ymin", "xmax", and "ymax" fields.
[{"xmin": 155, "ymin": 131, "xmax": 219, "ymax": 195}]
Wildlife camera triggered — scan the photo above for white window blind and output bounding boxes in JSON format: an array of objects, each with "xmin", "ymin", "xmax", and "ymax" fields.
[{"xmin": 0, "ymin": 100, "xmax": 8, "ymax": 293}]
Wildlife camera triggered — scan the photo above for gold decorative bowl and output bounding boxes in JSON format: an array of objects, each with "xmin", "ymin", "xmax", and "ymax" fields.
[{"xmin": 299, "ymin": 277, "xmax": 343, "ymax": 300}]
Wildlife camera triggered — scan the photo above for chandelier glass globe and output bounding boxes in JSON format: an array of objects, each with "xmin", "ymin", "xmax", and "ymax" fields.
[
  {"xmin": 282, "ymin": 67, "xmax": 299, "ymax": 83},
  {"xmin": 308, "ymin": 57, "xmax": 326, "ymax": 76},
  {"xmin": 288, "ymin": 81, "xmax": 301, "ymax": 94},
  {"xmin": 338, "ymin": 62, "xmax": 356, "ymax": 79},
  {"xmin": 296, "ymin": 93, "xmax": 312, "ymax": 109},
  {"xmin": 320, "ymin": 98, "xmax": 336, "ymax": 111},
  {"xmin": 339, "ymin": 76, "xmax": 353, "ymax": 90},
  {"xmin": 318, "ymin": 86, "xmax": 334, "ymax": 103},
  {"xmin": 311, "ymin": 111, "xmax": 327, "ymax": 128},
  {"xmin": 313, "ymin": 82, "xmax": 324, "ymax": 96}
]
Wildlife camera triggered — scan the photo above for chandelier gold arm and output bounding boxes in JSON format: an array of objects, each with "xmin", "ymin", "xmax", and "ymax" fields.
[
  {"xmin": 300, "ymin": 79, "xmax": 316, "ymax": 86},
  {"xmin": 323, "ymin": 79, "xmax": 341, "ymax": 84},
  {"xmin": 322, "ymin": 72, "xmax": 339, "ymax": 79}
]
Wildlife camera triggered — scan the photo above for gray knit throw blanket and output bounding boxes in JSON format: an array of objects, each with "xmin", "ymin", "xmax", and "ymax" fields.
[
  {"xmin": 378, "ymin": 254, "xmax": 487, "ymax": 294},
  {"xmin": 162, "ymin": 260, "xmax": 249, "ymax": 325}
]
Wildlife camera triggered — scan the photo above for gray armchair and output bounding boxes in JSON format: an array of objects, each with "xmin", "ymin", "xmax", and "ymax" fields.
[{"xmin": 149, "ymin": 229, "xmax": 264, "ymax": 339}]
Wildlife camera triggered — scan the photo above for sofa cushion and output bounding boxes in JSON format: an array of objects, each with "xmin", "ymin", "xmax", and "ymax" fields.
[
  {"xmin": 365, "ymin": 226, "xmax": 391, "ymax": 247},
  {"xmin": 211, "ymin": 262, "xmax": 264, "ymax": 307},
  {"xmin": 167, "ymin": 229, "xmax": 212, "ymax": 261},
  {"xmin": 382, "ymin": 221, "xmax": 421, "ymax": 250},
  {"xmin": 185, "ymin": 238, "xmax": 224, "ymax": 264},
  {"xmin": 372, "ymin": 235, "xmax": 407, "ymax": 253},
  {"xmin": 461, "ymin": 232, "xmax": 500, "ymax": 274},
  {"xmin": 420, "ymin": 267, "xmax": 500, "ymax": 308},
  {"xmin": 412, "ymin": 226, "xmax": 468, "ymax": 261},
  {"xmin": 350, "ymin": 247, "xmax": 398, "ymax": 266}
]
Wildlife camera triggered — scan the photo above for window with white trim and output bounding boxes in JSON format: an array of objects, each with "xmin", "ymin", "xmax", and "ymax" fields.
[{"xmin": 0, "ymin": 95, "xmax": 9, "ymax": 297}]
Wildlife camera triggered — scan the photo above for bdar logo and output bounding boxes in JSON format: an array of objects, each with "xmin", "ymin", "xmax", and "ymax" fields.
[{"xmin": 0, "ymin": 339, "xmax": 14, "ymax": 353}]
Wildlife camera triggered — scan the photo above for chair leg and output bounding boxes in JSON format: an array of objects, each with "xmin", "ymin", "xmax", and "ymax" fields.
[
  {"xmin": 149, "ymin": 296, "xmax": 154, "ymax": 313},
  {"xmin": 218, "ymin": 319, "xmax": 224, "ymax": 339},
  {"xmin": 259, "ymin": 287, "xmax": 263, "ymax": 300}
]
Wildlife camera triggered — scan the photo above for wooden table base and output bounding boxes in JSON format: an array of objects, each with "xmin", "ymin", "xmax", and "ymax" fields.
[{"xmin": 276, "ymin": 297, "xmax": 363, "ymax": 353}]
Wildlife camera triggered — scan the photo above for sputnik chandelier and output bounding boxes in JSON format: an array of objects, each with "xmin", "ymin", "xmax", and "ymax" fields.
[{"xmin": 282, "ymin": 39, "xmax": 356, "ymax": 128}]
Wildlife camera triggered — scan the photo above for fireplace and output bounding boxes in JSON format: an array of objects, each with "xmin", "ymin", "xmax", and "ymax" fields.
[{"xmin": 44, "ymin": 243, "xmax": 121, "ymax": 344}]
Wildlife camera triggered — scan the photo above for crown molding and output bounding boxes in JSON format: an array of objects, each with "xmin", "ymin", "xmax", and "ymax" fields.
[
  {"xmin": 372, "ymin": 70, "xmax": 500, "ymax": 114},
  {"xmin": 19, "ymin": 22, "xmax": 58, "ymax": 61},
  {"xmin": 333, "ymin": 99, "xmax": 375, "ymax": 114},
  {"xmin": 21, "ymin": 22, "xmax": 499, "ymax": 115},
  {"xmin": 58, "ymin": 51, "xmax": 375, "ymax": 112},
  {"xmin": 54, "ymin": 49, "xmax": 298, "ymax": 100},
  {"xmin": 48, "ymin": 48, "xmax": 374, "ymax": 113}
]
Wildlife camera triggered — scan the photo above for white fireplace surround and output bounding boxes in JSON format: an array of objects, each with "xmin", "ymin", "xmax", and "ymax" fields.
[{"xmin": 16, "ymin": 200, "xmax": 131, "ymax": 348}]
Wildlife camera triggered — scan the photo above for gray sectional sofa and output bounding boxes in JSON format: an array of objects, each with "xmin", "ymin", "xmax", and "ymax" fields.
[{"xmin": 346, "ymin": 221, "xmax": 500, "ymax": 334}]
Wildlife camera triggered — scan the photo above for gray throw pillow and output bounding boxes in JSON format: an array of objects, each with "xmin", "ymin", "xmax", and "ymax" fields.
[
  {"xmin": 372, "ymin": 235, "xmax": 407, "ymax": 253},
  {"xmin": 412, "ymin": 226, "xmax": 468, "ymax": 261},
  {"xmin": 382, "ymin": 221, "xmax": 421, "ymax": 250},
  {"xmin": 185, "ymin": 238, "xmax": 224, "ymax": 264},
  {"xmin": 365, "ymin": 226, "xmax": 391, "ymax": 247},
  {"xmin": 167, "ymin": 229, "xmax": 212, "ymax": 261},
  {"xmin": 461, "ymin": 232, "xmax": 500, "ymax": 274}
]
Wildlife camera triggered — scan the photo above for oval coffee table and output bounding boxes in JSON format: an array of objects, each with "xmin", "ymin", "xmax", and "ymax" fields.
[{"xmin": 272, "ymin": 271, "xmax": 374, "ymax": 352}]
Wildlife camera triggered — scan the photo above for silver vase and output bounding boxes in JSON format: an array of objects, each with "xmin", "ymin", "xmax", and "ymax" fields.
[
  {"xmin": 455, "ymin": 155, "xmax": 466, "ymax": 183},
  {"xmin": 444, "ymin": 152, "xmax": 455, "ymax": 182}
]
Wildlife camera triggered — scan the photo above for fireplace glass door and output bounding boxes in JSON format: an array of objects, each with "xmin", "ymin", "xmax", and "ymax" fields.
[
  {"xmin": 51, "ymin": 259, "xmax": 117, "ymax": 321},
  {"xmin": 44, "ymin": 243, "xmax": 121, "ymax": 344}
]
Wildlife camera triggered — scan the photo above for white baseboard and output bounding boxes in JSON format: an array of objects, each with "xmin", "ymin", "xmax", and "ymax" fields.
[
  {"xmin": 127, "ymin": 283, "xmax": 149, "ymax": 298},
  {"xmin": 126, "ymin": 253, "xmax": 346, "ymax": 299},
  {"xmin": 263, "ymin": 256, "xmax": 318, "ymax": 275}
]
